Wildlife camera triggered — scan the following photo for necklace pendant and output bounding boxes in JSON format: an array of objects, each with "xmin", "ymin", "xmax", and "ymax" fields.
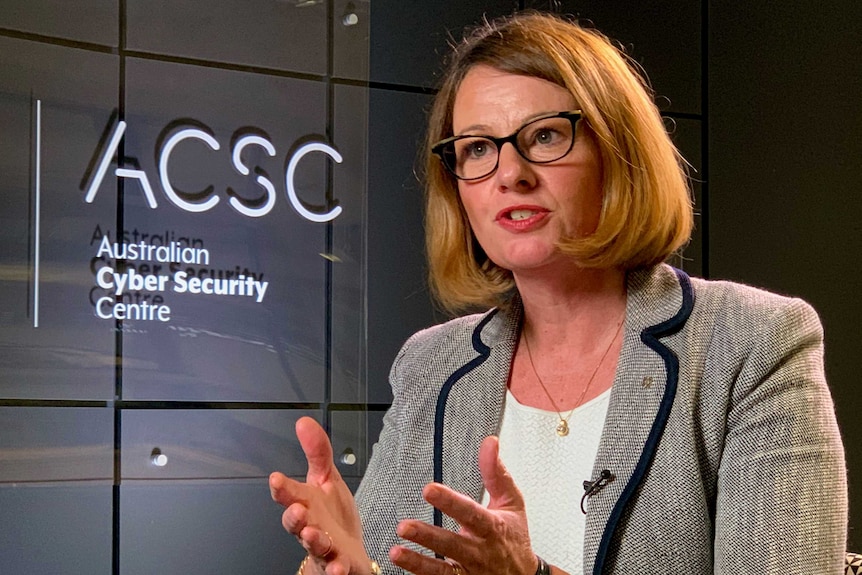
[{"xmin": 556, "ymin": 420, "xmax": 570, "ymax": 437}]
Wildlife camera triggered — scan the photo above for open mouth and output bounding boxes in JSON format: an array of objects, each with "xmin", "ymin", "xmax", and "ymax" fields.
[{"xmin": 508, "ymin": 209, "xmax": 539, "ymax": 221}]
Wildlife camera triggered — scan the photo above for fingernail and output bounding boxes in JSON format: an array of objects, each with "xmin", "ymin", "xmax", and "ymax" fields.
[{"xmin": 424, "ymin": 484, "xmax": 441, "ymax": 502}]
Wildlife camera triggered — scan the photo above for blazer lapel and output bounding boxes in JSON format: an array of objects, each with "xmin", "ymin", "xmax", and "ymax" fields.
[
  {"xmin": 583, "ymin": 265, "xmax": 694, "ymax": 574},
  {"xmin": 433, "ymin": 303, "xmax": 520, "ymax": 531}
]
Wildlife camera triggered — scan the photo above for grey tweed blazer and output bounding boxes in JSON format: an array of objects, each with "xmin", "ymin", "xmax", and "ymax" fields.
[{"xmin": 355, "ymin": 264, "xmax": 847, "ymax": 574}]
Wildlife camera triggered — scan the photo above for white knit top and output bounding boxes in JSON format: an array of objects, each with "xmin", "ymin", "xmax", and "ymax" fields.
[{"xmin": 483, "ymin": 388, "xmax": 611, "ymax": 575}]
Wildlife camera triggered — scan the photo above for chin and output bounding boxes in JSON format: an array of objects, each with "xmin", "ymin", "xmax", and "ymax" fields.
[{"xmin": 498, "ymin": 257, "xmax": 562, "ymax": 276}]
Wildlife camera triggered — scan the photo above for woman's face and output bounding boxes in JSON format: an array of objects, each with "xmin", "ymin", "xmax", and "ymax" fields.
[{"xmin": 452, "ymin": 65, "xmax": 604, "ymax": 277}]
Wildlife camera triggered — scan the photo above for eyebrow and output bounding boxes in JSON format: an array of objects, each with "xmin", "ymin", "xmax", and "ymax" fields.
[
  {"xmin": 454, "ymin": 123, "xmax": 492, "ymax": 137},
  {"xmin": 454, "ymin": 110, "xmax": 568, "ymax": 137}
]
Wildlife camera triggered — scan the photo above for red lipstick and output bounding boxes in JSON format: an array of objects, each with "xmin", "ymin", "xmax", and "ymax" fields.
[{"xmin": 495, "ymin": 205, "xmax": 549, "ymax": 232}]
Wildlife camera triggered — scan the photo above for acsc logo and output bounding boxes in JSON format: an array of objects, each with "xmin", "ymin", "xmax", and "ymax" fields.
[{"xmin": 84, "ymin": 116, "xmax": 343, "ymax": 222}]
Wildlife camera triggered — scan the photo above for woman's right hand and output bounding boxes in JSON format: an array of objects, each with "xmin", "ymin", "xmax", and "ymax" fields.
[{"xmin": 270, "ymin": 416, "xmax": 370, "ymax": 575}]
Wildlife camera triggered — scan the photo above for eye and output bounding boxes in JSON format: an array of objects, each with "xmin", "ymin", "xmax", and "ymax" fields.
[
  {"xmin": 518, "ymin": 117, "xmax": 574, "ymax": 161},
  {"xmin": 532, "ymin": 127, "xmax": 561, "ymax": 145},
  {"xmin": 465, "ymin": 140, "xmax": 489, "ymax": 157},
  {"xmin": 456, "ymin": 138, "xmax": 494, "ymax": 162}
]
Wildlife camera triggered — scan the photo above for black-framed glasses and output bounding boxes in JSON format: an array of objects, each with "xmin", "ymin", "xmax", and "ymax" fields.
[{"xmin": 431, "ymin": 110, "xmax": 583, "ymax": 181}]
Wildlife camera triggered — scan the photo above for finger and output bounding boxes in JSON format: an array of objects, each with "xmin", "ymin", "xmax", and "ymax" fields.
[
  {"xmin": 478, "ymin": 435, "xmax": 525, "ymax": 511},
  {"xmin": 296, "ymin": 417, "xmax": 340, "ymax": 484},
  {"xmin": 396, "ymin": 520, "xmax": 475, "ymax": 564},
  {"xmin": 422, "ymin": 483, "xmax": 497, "ymax": 538},
  {"xmin": 269, "ymin": 471, "xmax": 314, "ymax": 507},
  {"xmin": 300, "ymin": 525, "xmax": 335, "ymax": 559},
  {"xmin": 390, "ymin": 545, "xmax": 453, "ymax": 575},
  {"xmin": 325, "ymin": 561, "xmax": 351, "ymax": 575},
  {"xmin": 281, "ymin": 502, "xmax": 310, "ymax": 535}
]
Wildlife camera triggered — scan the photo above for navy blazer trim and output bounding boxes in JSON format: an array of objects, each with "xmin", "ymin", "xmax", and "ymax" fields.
[
  {"xmin": 592, "ymin": 268, "xmax": 695, "ymax": 574},
  {"xmin": 432, "ymin": 308, "xmax": 498, "ymax": 529}
]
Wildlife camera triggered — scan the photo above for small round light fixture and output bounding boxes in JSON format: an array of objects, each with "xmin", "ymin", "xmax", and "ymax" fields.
[
  {"xmin": 150, "ymin": 447, "xmax": 168, "ymax": 467},
  {"xmin": 340, "ymin": 448, "xmax": 357, "ymax": 466}
]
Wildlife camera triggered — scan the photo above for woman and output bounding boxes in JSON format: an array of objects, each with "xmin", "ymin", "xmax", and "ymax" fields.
[{"xmin": 270, "ymin": 12, "xmax": 847, "ymax": 575}]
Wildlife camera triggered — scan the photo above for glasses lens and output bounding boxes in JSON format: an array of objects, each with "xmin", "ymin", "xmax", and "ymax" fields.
[
  {"xmin": 516, "ymin": 116, "xmax": 576, "ymax": 163},
  {"xmin": 448, "ymin": 137, "xmax": 498, "ymax": 179},
  {"xmin": 435, "ymin": 113, "xmax": 579, "ymax": 180}
]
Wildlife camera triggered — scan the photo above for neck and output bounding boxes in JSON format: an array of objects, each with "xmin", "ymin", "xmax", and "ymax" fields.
[
  {"xmin": 515, "ymin": 264, "xmax": 627, "ymax": 341},
  {"xmin": 510, "ymin": 264, "xmax": 627, "ymax": 414}
]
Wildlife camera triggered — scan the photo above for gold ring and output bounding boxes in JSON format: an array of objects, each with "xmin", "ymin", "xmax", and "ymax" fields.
[
  {"xmin": 319, "ymin": 531, "xmax": 334, "ymax": 559},
  {"xmin": 446, "ymin": 559, "xmax": 465, "ymax": 575}
]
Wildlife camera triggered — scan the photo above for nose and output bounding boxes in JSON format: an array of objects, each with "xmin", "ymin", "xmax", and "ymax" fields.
[{"xmin": 494, "ymin": 141, "xmax": 536, "ymax": 192}]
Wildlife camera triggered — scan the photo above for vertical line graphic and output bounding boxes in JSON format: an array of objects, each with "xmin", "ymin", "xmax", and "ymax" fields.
[{"xmin": 33, "ymin": 99, "xmax": 42, "ymax": 328}]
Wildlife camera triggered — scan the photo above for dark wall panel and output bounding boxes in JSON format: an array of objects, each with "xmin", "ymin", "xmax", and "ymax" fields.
[
  {"xmin": 708, "ymin": 0, "xmax": 862, "ymax": 548},
  {"xmin": 0, "ymin": 0, "xmax": 118, "ymax": 46},
  {"xmin": 121, "ymin": 409, "xmax": 316, "ymax": 480},
  {"xmin": 0, "ymin": 406, "xmax": 113, "ymax": 482},
  {"xmin": 331, "ymin": 409, "xmax": 385, "ymax": 479},
  {"xmin": 120, "ymin": 480, "xmax": 303, "ymax": 575},
  {"xmin": 669, "ymin": 118, "xmax": 704, "ymax": 276},
  {"xmin": 118, "ymin": 58, "xmax": 332, "ymax": 402},
  {"xmin": 366, "ymin": 88, "xmax": 439, "ymax": 404},
  {"xmin": 0, "ymin": 37, "xmax": 117, "ymax": 400},
  {"xmin": 126, "ymin": 0, "xmax": 327, "ymax": 74},
  {"xmin": 333, "ymin": 0, "xmax": 371, "ymax": 81},
  {"xmin": 0, "ymin": 484, "xmax": 113, "ymax": 575},
  {"xmin": 526, "ymin": 0, "xmax": 702, "ymax": 114},
  {"xmin": 369, "ymin": 1, "xmax": 520, "ymax": 88},
  {"xmin": 331, "ymin": 84, "xmax": 369, "ymax": 404},
  {"xmin": 0, "ymin": 408, "xmax": 113, "ymax": 573}
]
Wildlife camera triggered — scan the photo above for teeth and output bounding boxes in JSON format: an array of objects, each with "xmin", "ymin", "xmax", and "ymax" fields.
[{"xmin": 509, "ymin": 209, "xmax": 536, "ymax": 221}]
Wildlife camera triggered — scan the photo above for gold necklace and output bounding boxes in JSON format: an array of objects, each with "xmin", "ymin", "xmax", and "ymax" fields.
[{"xmin": 522, "ymin": 317, "xmax": 625, "ymax": 437}]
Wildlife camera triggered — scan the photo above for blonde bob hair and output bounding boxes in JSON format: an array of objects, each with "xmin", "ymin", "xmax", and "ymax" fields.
[{"xmin": 424, "ymin": 12, "xmax": 693, "ymax": 314}]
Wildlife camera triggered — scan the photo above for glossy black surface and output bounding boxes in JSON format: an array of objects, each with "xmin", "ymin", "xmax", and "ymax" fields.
[
  {"xmin": 126, "ymin": 0, "xmax": 328, "ymax": 75},
  {"xmin": 525, "ymin": 0, "xmax": 702, "ymax": 114},
  {"xmin": 369, "ymin": 1, "xmax": 520, "ymax": 88},
  {"xmin": 0, "ymin": 484, "xmax": 113, "ymax": 574},
  {"xmin": 0, "ymin": 36, "xmax": 118, "ymax": 400},
  {"xmin": 0, "ymin": 0, "xmax": 118, "ymax": 46},
  {"xmin": 118, "ymin": 57, "xmax": 339, "ymax": 401},
  {"xmin": 120, "ymin": 409, "xmax": 317, "ymax": 479},
  {"xmin": 0, "ymin": 406, "xmax": 113, "ymax": 482},
  {"xmin": 120, "ymin": 480, "xmax": 304, "ymax": 575}
]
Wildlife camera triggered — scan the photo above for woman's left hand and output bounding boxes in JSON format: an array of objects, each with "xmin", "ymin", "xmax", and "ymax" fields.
[{"xmin": 389, "ymin": 436, "xmax": 538, "ymax": 575}]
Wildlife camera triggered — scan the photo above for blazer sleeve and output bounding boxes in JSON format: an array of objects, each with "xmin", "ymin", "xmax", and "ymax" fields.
[
  {"xmin": 354, "ymin": 330, "xmax": 431, "ymax": 574},
  {"xmin": 713, "ymin": 298, "xmax": 847, "ymax": 573}
]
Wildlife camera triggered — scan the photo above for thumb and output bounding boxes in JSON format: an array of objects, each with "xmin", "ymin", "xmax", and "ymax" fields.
[
  {"xmin": 295, "ymin": 416, "xmax": 339, "ymax": 484},
  {"xmin": 478, "ymin": 435, "xmax": 525, "ymax": 511}
]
